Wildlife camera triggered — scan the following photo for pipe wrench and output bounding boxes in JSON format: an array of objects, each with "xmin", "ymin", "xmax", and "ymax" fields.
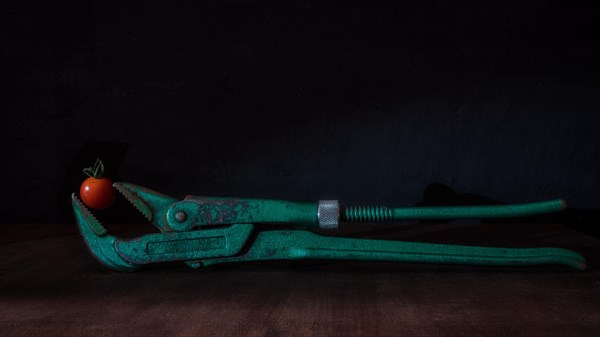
[{"xmin": 71, "ymin": 182, "xmax": 586, "ymax": 271}]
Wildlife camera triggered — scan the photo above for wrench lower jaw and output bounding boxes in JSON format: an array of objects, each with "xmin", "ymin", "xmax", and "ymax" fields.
[
  {"xmin": 180, "ymin": 230, "xmax": 587, "ymax": 271},
  {"xmin": 111, "ymin": 224, "xmax": 255, "ymax": 267},
  {"xmin": 72, "ymin": 193, "xmax": 141, "ymax": 272}
]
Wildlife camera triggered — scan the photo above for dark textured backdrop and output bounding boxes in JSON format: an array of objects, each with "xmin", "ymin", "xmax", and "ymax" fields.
[{"xmin": 2, "ymin": 1, "xmax": 599, "ymax": 225}]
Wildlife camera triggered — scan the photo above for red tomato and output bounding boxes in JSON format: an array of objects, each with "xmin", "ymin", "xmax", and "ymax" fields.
[{"xmin": 80, "ymin": 177, "xmax": 116, "ymax": 210}]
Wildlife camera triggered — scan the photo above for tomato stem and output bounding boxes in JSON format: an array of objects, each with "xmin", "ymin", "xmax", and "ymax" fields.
[{"xmin": 83, "ymin": 159, "xmax": 105, "ymax": 179}]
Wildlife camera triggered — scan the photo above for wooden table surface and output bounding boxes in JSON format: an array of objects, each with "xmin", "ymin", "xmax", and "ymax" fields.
[{"xmin": 1, "ymin": 222, "xmax": 599, "ymax": 337}]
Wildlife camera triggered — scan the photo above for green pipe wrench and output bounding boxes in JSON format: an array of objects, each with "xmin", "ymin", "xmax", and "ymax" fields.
[{"xmin": 71, "ymin": 182, "xmax": 586, "ymax": 272}]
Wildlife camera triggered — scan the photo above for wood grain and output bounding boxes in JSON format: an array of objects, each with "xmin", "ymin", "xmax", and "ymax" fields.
[{"xmin": 1, "ymin": 223, "xmax": 599, "ymax": 337}]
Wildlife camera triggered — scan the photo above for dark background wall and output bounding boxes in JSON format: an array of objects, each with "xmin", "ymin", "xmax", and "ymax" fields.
[{"xmin": 2, "ymin": 1, "xmax": 599, "ymax": 228}]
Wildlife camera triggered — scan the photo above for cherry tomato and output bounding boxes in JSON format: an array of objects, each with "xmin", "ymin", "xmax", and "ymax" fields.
[
  {"xmin": 80, "ymin": 177, "xmax": 116, "ymax": 210},
  {"xmin": 80, "ymin": 159, "xmax": 115, "ymax": 210}
]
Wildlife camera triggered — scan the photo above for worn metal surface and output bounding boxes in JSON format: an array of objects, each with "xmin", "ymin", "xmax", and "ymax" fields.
[
  {"xmin": 115, "ymin": 224, "xmax": 253, "ymax": 265},
  {"xmin": 71, "ymin": 195, "xmax": 139, "ymax": 271},
  {"xmin": 168, "ymin": 196, "xmax": 318, "ymax": 231},
  {"xmin": 189, "ymin": 230, "xmax": 585, "ymax": 270},
  {"xmin": 71, "ymin": 182, "xmax": 585, "ymax": 271}
]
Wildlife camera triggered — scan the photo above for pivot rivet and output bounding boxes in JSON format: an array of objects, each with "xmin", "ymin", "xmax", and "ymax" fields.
[{"xmin": 174, "ymin": 210, "xmax": 187, "ymax": 222}]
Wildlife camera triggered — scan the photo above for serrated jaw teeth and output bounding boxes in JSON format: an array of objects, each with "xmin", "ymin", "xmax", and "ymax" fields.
[
  {"xmin": 113, "ymin": 182, "xmax": 154, "ymax": 221},
  {"xmin": 71, "ymin": 193, "xmax": 107, "ymax": 236}
]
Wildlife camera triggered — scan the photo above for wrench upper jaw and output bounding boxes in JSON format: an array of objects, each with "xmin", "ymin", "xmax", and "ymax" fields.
[
  {"xmin": 112, "ymin": 182, "xmax": 178, "ymax": 232},
  {"xmin": 71, "ymin": 193, "xmax": 140, "ymax": 271}
]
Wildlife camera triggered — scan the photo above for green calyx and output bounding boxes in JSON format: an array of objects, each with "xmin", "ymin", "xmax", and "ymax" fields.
[{"xmin": 83, "ymin": 159, "xmax": 105, "ymax": 179}]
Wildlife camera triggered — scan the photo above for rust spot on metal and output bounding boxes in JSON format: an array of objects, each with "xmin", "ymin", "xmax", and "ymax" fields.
[
  {"xmin": 191, "ymin": 199, "xmax": 251, "ymax": 225},
  {"xmin": 263, "ymin": 248, "xmax": 277, "ymax": 257}
]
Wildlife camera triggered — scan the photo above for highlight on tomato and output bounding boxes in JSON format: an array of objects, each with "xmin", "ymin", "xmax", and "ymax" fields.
[{"xmin": 80, "ymin": 159, "xmax": 116, "ymax": 210}]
